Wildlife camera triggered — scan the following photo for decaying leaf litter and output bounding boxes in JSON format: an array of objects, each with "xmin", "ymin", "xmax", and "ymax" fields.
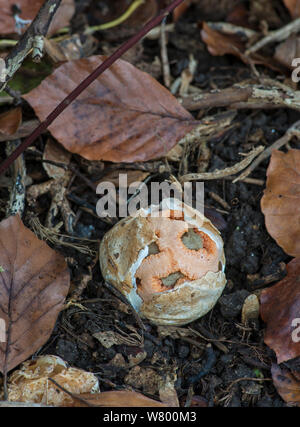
[{"xmin": 0, "ymin": 0, "xmax": 299, "ymax": 407}]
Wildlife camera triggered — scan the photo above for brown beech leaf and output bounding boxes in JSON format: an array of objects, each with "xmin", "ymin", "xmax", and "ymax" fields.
[
  {"xmin": 64, "ymin": 390, "xmax": 166, "ymax": 407},
  {"xmin": 284, "ymin": 0, "xmax": 300, "ymax": 18},
  {"xmin": 201, "ymin": 22, "xmax": 285, "ymax": 73},
  {"xmin": 271, "ymin": 364, "xmax": 300, "ymax": 406},
  {"xmin": 201, "ymin": 22, "xmax": 245, "ymax": 57},
  {"xmin": 261, "ymin": 149, "xmax": 300, "ymax": 257},
  {"xmin": 0, "ymin": 0, "xmax": 75, "ymax": 36},
  {"xmin": 0, "ymin": 108, "xmax": 22, "ymax": 136},
  {"xmin": 260, "ymin": 258, "xmax": 300, "ymax": 363},
  {"xmin": 23, "ymin": 56, "xmax": 196, "ymax": 162},
  {"xmin": 173, "ymin": 0, "xmax": 192, "ymax": 22},
  {"xmin": 0, "ymin": 215, "xmax": 70, "ymax": 375}
]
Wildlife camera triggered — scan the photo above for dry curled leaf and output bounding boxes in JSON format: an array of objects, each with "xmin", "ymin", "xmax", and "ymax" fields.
[
  {"xmin": 260, "ymin": 258, "xmax": 300, "ymax": 364},
  {"xmin": 0, "ymin": 215, "xmax": 70, "ymax": 375},
  {"xmin": 173, "ymin": 0, "xmax": 192, "ymax": 22},
  {"xmin": 201, "ymin": 22, "xmax": 245, "ymax": 57},
  {"xmin": 43, "ymin": 139, "xmax": 71, "ymax": 179},
  {"xmin": 23, "ymin": 56, "xmax": 196, "ymax": 163},
  {"xmin": 201, "ymin": 22, "xmax": 284, "ymax": 72},
  {"xmin": 261, "ymin": 149, "xmax": 300, "ymax": 257},
  {"xmin": 284, "ymin": 0, "xmax": 300, "ymax": 18},
  {"xmin": 0, "ymin": 108, "xmax": 22, "ymax": 136},
  {"xmin": 0, "ymin": 0, "xmax": 75, "ymax": 36},
  {"xmin": 271, "ymin": 364, "xmax": 300, "ymax": 406}
]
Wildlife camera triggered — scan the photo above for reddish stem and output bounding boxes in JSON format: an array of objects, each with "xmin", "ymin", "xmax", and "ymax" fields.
[{"xmin": 0, "ymin": 0, "xmax": 185, "ymax": 176}]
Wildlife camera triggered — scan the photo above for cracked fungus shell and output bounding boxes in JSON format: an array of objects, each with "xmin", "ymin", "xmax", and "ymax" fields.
[{"xmin": 100, "ymin": 199, "xmax": 226, "ymax": 326}]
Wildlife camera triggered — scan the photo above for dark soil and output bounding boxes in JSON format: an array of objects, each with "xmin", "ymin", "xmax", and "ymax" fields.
[{"xmin": 1, "ymin": 0, "xmax": 300, "ymax": 407}]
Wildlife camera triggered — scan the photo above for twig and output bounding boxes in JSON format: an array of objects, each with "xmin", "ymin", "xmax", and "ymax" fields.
[
  {"xmin": 6, "ymin": 139, "xmax": 26, "ymax": 216},
  {"xmin": 234, "ymin": 119, "xmax": 300, "ymax": 182},
  {"xmin": 246, "ymin": 17, "xmax": 300, "ymax": 55},
  {"xmin": 224, "ymin": 176, "xmax": 265, "ymax": 186},
  {"xmin": 206, "ymin": 22, "xmax": 258, "ymax": 41},
  {"xmin": 180, "ymin": 146, "xmax": 264, "ymax": 183},
  {"xmin": 160, "ymin": 18, "xmax": 171, "ymax": 88},
  {"xmin": 180, "ymin": 78, "xmax": 300, "ymax": 112},
  {"xmin": 209, "ymin": 191, "xmax": 230, "ymax": 211},
  {"xmin": 0, "ymin": 0, "xmax": 186, "ymax": 177},
  {"xmin": 0, "ymin": 0, "xmax": 63, "ymax": 92}
]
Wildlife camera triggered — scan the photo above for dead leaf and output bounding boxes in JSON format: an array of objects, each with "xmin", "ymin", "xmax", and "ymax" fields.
[
  {"xmin": 0, "ymin": 108, "xmax": 22, "ymax": 136},
  {"xmin": 65, "ymin": 390, "xmax": 166, "ymax": 407},
  {"xmin": 158, "ymin": 373, "xmax": 179, "ymax": 407},
  {"xmin": 260, "ymin": 258, "xmax": 300, "ymax": 364},
  {"xmin": 173, "ymin": 0, "xmax": 192, "ymax": 22},
  {"xmin": 271, "ymin": 364, "xmax": 300, "ymax": 406},
  {"xmin": 44, "ymin": 34, "xmax": 98, "ymax": 63},
  {"xmin": 201, "ymin": 22, "xmax": 285, "ymax": 72},
  {"xmin": 23, "ymin": 56, "xmax": 196, "ymax": 163},
  {"xmin": 43, "ymin": 139, "xmax": 71, "ymax": 179},
  {"xmin": 0, "ymin": 0, "xmax": 75, "ymax": 36},
  {"xmin": 284, "ymin": 0, "xmax": 300, "ymax": 18},
  {"xmin": 241, "ymin": 294, "xmax": 260, "ymax": 324},
  {"xmin": 0, "ymin": 215, "xmax": 70, "ymax": 375},
  {"xmin": 201, "ymin": 22, "xmax": 245, "ymax": 57},
  {"xmin": 261, "ymin": 149, "xmax": 300, "ymax": 257},
  {"xmin": 274, "ymin": 36, "xmax": 300, "ymax": 68},
  {"xmin": 0, "ymin": 120, "xmax": 39, "ymax": 142}
]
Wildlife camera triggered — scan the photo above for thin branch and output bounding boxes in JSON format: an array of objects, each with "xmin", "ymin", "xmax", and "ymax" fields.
[
  {"xmin": 180, "ymin": 146, "xmax": 264, "ymax": 183},
  {"xmin": 233, "ymin": 119, "xmax": 300, "ymax": 182},
  {"xmin": 0, "ymin": 0, "xmax": 185, "ymax": 177},
  {"xmin": 246, "ymin": 17, "xmax": 300, "ymax": 55},
  {"xmin": 0, "ymin": 0, "xmax": 63, "ymax": 92}
]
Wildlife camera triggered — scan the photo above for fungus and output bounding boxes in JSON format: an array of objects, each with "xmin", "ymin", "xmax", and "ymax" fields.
[{"xmin": 100, "ymin": 199, "xmax": 226, "ymax": 326}]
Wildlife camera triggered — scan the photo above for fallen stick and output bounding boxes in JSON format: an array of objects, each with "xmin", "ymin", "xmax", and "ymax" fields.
[
  {"xmin": 180, "ymin": 146, "xmax": 264, "ymax": 183},
  {"xmin": 246, "ymin": 17, "xmax": 300, "ymax": 55},
  {"xmin": 0, "ymin": 0, "xmax": 63, "ymax": 92},
  {"xmin": 180, "ymin": 78, "xmax": 300, "ymax": 112},
  {"xmin": 233, "ymin": 119, "xmax": 300, "ymax": 182}
]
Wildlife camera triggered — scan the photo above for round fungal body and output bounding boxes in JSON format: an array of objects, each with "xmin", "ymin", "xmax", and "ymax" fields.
[{"xmin": 100, "ymin": 199, "xmax": 226, "ymax": 326}]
